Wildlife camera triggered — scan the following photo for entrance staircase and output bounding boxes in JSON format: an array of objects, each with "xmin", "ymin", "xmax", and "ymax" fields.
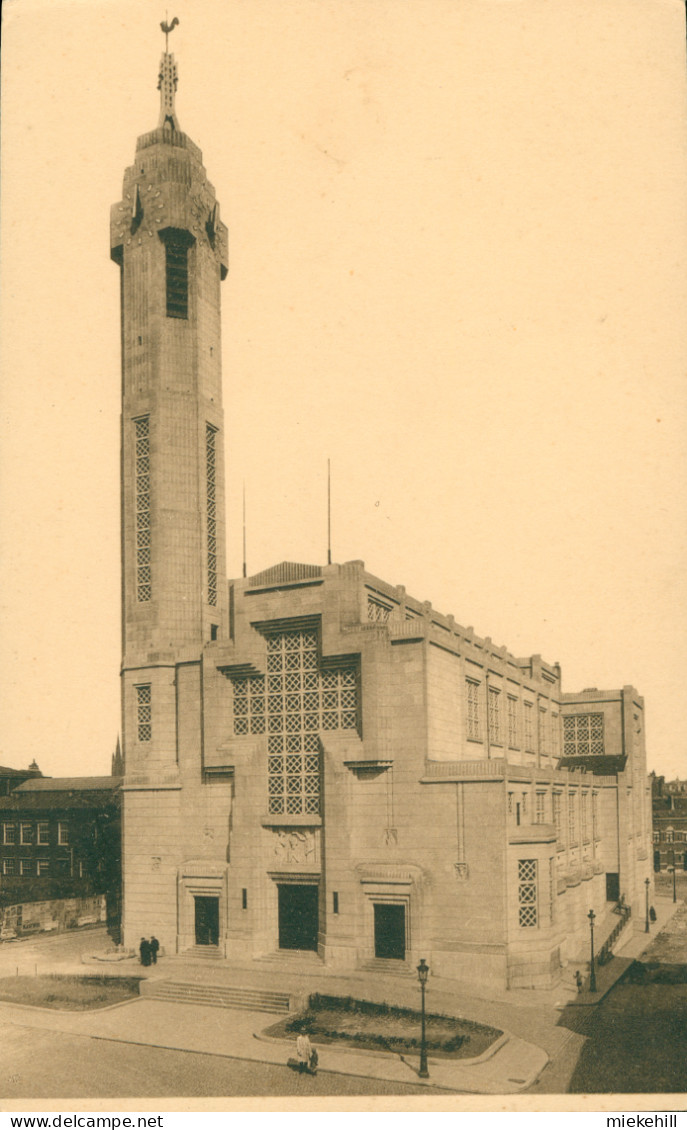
[{"xmin": 140, "ymin": 979, "xmax": 291, "ymax": 1014}]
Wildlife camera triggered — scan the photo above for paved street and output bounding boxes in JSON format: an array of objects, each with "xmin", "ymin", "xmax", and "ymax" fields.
[{"xmin": 0, "ymin": 1024, "xmax": 451, "ymax": 1099}]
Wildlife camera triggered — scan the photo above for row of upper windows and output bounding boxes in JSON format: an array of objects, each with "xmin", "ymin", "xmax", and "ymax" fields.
[
  {"xmin": 2, "ymin": 858, "xmax": 86, "ymax": 877},
  {"xmin": 653, "ymin": 829, "xmax": 687, "ymax": 843},
  {"xmin": 2, "ymin": 822, "xmax": 69, "ymax": 846},
  {"xmin": 466, "ymin": 681, "xmax": 605, "ymax": 759},
  {"xmin": 508, "ymin": 787, "xmax": 599, "ymax": 845}
]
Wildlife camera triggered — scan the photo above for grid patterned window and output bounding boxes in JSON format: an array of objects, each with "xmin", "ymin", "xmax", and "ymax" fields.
[
  {"xmin": 134, "ymin": 416, "xmax": 151, "ymax": 602},
  {"xmin": 563, "ymin": 713, "xmax": 604, "ymax": 757},
  {"xmin": 518, "ymin": 859, "xmax": 538, "ymax": 928},
  {"xmin": 2, "ymin": 823, "xmax": 15, "ymax": 845},
  {"xmin": 37, "ymin": 860, "xmax": 49, "ymax": 876},
  {"xmin": 466, "ymin": 680, "xmax": 481, "ymax": 741},
  {"xmin": 488, "ymin": 688, "xmax": 501, "ymax": 744},
  {"xmin": 165, "ymin": 239, "xmax": 189, "ymax": 318},
  {"xmin": 553, "ymin": 792, "xmax": 562, "ymax": 837},
  {"xmin": 231, "ymin": 629, "xmax": 358, "ymax": 816},
  {"xmin": 507, "ymin": 696, "xmax": 519, "ymax": 748},
  {"xmin": 535, "ymin": 791, "xmax": 547, "ymax": 824},
  {"xmin": 2, "ymin": 859, "xmax": 17, "ymax": 876},
  {"xmin": 37, "ymin": 822, "xmax": 49, "ymax": 846},
  {"xmin": 20, "ymin": 823, "xmax": 33, "ymax": 845},
  {"xmin": 136, "ymin": 684, "xmax": 152, "ymax": 742},
  {"xmin": 539, "ymin": 707, "xmax": 549, "ymax": 756},
  {"xmin": 58, "ymin": 822, "xmax": 69, "ymax": 846},
  {"xmin": 524, "ymin": 702, "xmax": 534, "ymax": 751},
  {"xmin": 367, "ymin": 597, "xmax": 392, "ymax": 622},
  {"xmin": 20, "ymin": 859, "xmax": 33, "ymax": 876},
  {"xmin": 206, "ymin": 424, "xmax": 218, "ymax": 606}
]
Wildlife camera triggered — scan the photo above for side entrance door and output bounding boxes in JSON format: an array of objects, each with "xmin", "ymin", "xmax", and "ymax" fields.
[{"xmin": 373, "ymin": 903, "xmax": 406, "ymax": 960}]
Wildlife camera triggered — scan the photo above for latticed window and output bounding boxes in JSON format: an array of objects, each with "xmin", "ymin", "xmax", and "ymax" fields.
[
  {"xmin": 134, "ymin": 416, "xmax": 151, "ymax": 602},
  {"xmin": 518, "ymin": 859, "xmax": 538, "ymax": 927},
  {"xmin": 206, "ymin": 424, "xmax": 218, "ymax": 606},
  {"xmin": 230, "ymin": 629, "xmax": 358, "ymax": 816},
  {"xmin": 136, "ymin": 684, "xmax": 152, "ymax": 742},
  {"xmin": 2, "ymin": 824, "xmax": 15, "ymax": 845},
  {"xmin": 367, "ymin": 597, "xmax": 392, "ymax": 622},
  {"xmin": 466, "ymin": 680, "xmax": 481, "ymax": 740},
  {"xmin": 507, "ymin": 696, "xmax": 519, "ymax": 748},
  {"xmin": 524, "ymin": 702, "xmax": 534, "ymax": 751},
  {"xmin": 488, "ymin": 688, "xmax": 501, "ymax": 744},
  {"xmin": 563, "ymin": 713, "xmax": 604, "ymax": 757}
]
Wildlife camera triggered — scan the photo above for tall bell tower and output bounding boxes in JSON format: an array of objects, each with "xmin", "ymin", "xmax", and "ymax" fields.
[{"xmin": 111, "ymin": 29, "xmax": 229, "ymax": 783}]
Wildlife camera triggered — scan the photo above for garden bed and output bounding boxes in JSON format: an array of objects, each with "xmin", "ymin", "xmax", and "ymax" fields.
[
  {"xmin": 264, "ymin": 993, "xmax": 501, "ymax": 1060},
  {"xmin": 0, "ymin": 974, "xmax": 141, "ymax": 1010}
]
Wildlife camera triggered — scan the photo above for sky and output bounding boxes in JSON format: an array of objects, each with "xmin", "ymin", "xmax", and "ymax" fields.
[{"xmin": 1, "ymin": 0, "xmax": 686, "ymax": 781}]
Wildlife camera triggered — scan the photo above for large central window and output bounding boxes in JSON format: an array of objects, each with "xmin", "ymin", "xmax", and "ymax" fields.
[{"xmin": 231, "ymin": 629, "xmax": 358, "ymax": 816}]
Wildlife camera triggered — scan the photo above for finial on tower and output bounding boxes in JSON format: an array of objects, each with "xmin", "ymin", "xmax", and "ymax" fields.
[{"xmin": 157, "ymin": 17, "xmax": 180, "ymax": 130}]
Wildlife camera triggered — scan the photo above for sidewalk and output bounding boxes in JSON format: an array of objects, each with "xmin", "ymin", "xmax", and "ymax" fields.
[{"xmin": 0, "ymin": 995, "xmax": 547, "ymax": 1094}]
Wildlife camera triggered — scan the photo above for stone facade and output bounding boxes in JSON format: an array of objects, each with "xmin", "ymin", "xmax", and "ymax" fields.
[{"xmin": 112, "ymin": 49, "xmax": 653, "ymax": 991}]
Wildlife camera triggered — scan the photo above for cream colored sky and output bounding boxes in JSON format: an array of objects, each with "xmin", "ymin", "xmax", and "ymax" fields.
[{"xmin": 1, "ymin": 0, "xmax": 686, "ymax": 781}]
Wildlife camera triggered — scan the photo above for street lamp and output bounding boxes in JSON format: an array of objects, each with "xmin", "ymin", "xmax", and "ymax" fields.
[
  {"xmin": 588, "ymin": 909, "xmax": 597, "ymax": 993},
  {"xmin": 645, "ymin": 877, "xmax": 650, "ymax": 933},
  {"xmin": 416, "ymin": 957, "xmax": 430, "ymax": 1079}
]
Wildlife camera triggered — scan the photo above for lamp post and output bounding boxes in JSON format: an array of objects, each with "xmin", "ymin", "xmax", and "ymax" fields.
[
  {"xmin": 669, "ymin": 856, "xmax": 677, "ymax": 903},
  {"xmin": 588, "ymin": 908, "xmax": 597, "ymax": 993},
  {"xmin": 645, "ymin": 877, "xmax": 650, "ymax": 933},
  {"xmin": 416, "ymin": 957, "xmax": 430, "ymax": 1079}
]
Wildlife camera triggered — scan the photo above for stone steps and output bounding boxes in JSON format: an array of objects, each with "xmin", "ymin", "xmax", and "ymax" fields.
[{"xmin": 140, "ymin": 979, "xmax": 291, "ymax": 1013}]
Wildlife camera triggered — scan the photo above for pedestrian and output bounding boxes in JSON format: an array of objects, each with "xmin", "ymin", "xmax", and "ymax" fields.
[
  {"xmin": 575, "ymin": 970, "xmax": 583, "ymax": 994},
  {"xmin": 308, "ymin": 1046, "xmax": 318, "ymax": 1075},
  {"xmin": 649, "ymin": 906, "xmax": 657, "ymax": 923},
  {"xmin": 149, "ymin": 935, "xmax": 159, "ymax": 964},
  {"xmin": 295, "ymin": 1032, "xmax": 312, "ymax": 1074},
  {"xmin": 139, "ymin": 937, "xmax": 151, "ymax": 966}
]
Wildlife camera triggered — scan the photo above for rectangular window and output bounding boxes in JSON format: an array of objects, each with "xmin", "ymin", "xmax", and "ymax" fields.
[
  {"xmin": 518, "ymin": 859, "xmax": 538, "ymax": 928},
  {"xmin": 165, "ymin": 239, "xmax": 189, "ymax": 318},
  {"xmin": 466, "ymin": 680, "xmax": 482, "ymax": 741},
  {"xmin": 524, "ymin": 702, "xmax": 534, "ymax": 751},
  {"xmin": 592, "ymin": 791, "xmax": 599, "ymax": 839},
  {"xmin": 37, "ymin": 860, "xmax": 49, "ymax": 876},
  {"xmin": 36, "ymin": 822, "xmax": 49, "ymax": 846},
  {"xmin": 333, "ymin": 891, "xmax": 339, "ymax": 914},
  {"xmin": 242, "ymin": 888, "xmax": 248, "ymax": 909},
  {"xmin": 134, "ymin": 416, "xmax": 151, "ymax": 602},
  {"xmin": 206, "ymin": 424, "xmax": 218, "ymax": 607},
  {"xmin": 2, "ymin": 823, "xmax": 15, "ymax": 845},
  {"xmin": 563, "ymin": 712, "xmax": 605, "ymax": 758},
  {"xmin": 507, "ymin": 696, "xmax": 519, "ymax": 749},
  {"xmin": 581, "ymin": 792, "xmax": 589, "ymax": 841},
  {"xmin": 58, "ymin": 822, "xmax": 69, "ymax": 846},
  {"xmin": 20, "ymin": 859, "xmax": 33, "ymax": 876},
  {"xmin": 136, "ymin": 684, "xmax": 152, "ymax": 742},
  {"xmin": 653, "ymin": 830, "xmax": 660, "ymax": 844},
  {"xmin": 488, "ymin": 687, "xmax": 501, "ymax": 744},
  {"xmin": 568, "ymin": 793, "xmax": 577, "ymax": 845},
  {"xmin": 535, "ymin": 791, "xmax": 546, "ymax": 824},
  {"xmin": 20, "ymin": 823, "xmax": 33, "ymax": 845},
  {"xmin": 553, "ymin": 792, "xmax": 562, "ymax": 837},
  {"xmin": 539, "ymin": 706, "xmax": 549, "ymax": 756},
  {"xmin": 2, "ymin": 859, "xmax": 17, "ymax": 876}
]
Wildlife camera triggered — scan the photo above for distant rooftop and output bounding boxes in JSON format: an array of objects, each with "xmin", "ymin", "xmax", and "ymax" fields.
[{"xmin": 13, "ymin": 777, "xmax": 122, "ymax": 793}]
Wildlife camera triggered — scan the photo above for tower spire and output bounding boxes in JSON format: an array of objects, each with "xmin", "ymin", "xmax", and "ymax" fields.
[{"xmin": 158, "ymin": 17, "xmax": 180, "ymax": 130}]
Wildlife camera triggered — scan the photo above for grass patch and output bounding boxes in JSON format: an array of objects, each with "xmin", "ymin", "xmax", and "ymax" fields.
[
  {"xmin": 264, "ymin": 993, "xmax": 501, "ymax": 1060},
  {"xmin": 0, "ymin": 974, "xmax": 141, "ymax": 1011}
]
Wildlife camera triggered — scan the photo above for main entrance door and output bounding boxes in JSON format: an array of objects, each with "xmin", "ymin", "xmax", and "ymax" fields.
[
  {"xmin": 194, "ymin": 895, "xmax": 220, "ymax": 946},
  {"xmin": 277, "ymin": 884, "xmax": 319, "ymax": 951},
  {"xmin": 374, "ymin": 903, "xmax": 406, "ymax": 960}
]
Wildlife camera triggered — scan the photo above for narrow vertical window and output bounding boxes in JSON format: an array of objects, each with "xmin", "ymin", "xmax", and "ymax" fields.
[
  {"xmin": 206, "ymin": 424, "xmax": 218, "ymax": 606},
  {"xmin": 553, "ymin": 792, "xmax": 562, "ymax": 837},
  {"xmin": 165, "ymin": 239, "xmax": 189, "ymax": 318},
  {"xmin": 488, "ymin": 687, "xmax": 501, "ymax": 744},
  {"xmin": 134, "ymin": 416, "xmax": 151, "ymax": 602},
  {"xmin": 466, "ymin": 680, "xmax": 482, "ymax": 741},
  {"xmin": 535, "ymin": 791, "xmax": 546, "ymax": 824},
  {"xmin": 507, "ymin": 696, "xmax": 519, "ymax": 749},
  {"xmin": 136, "ymin": 684, "xmax": 152, "ymax": 742},
  {"xmin": 524, "ymin": 702, "xmax": 534, "ymax": 751},
  {"xmin": 518, "ymin": 859, "xmax": 538, "ymax": 927}
]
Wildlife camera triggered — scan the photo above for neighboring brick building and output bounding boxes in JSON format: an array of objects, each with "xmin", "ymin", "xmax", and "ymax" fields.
[
  {"xmin": 0, "ymin": 774, "xmax": 122, "ymax": 938},
  {"xmin": 651, "ymin": 774, "xmax": 687, "ymax": 873},
  {"xmin": 110, "ymin": 42, "xmax": 653, "ymax": 990}
]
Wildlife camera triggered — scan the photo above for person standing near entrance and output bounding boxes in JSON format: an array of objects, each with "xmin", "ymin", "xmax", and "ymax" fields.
[
  {"xmin": 139, "ymin": 937, "xmax": 151, "ymax": 966},
  {"xmin": 295, "ymin": 1033, "xmax": 312, "ymax": 1073},
  {"xmin": 150, "ymin": 935, "xmax": 159, "ymax": 964}
]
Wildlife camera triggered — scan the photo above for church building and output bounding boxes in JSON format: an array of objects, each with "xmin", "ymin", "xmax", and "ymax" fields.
[{"xmin": 110, "ymin": 40, "xmax": 652, "ymax": 991}]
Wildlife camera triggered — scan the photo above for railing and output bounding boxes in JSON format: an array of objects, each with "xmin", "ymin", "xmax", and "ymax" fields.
[{"xmin": 597, "ymin": 901, "xmax": 631, "ymax": 965}]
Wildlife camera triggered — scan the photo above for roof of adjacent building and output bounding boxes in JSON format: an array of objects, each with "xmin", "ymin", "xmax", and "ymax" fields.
[{"xmin": 13, "ymin": 777, "xmax": 121, "ymax": 793}]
